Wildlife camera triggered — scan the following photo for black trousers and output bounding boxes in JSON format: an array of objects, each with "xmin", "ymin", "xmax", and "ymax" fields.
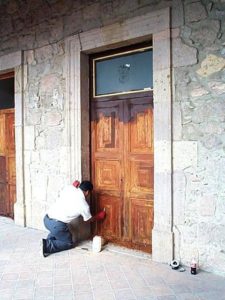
[{"xmin": 43, "ymin": 214, "xmax": 75, "ymax": 254}]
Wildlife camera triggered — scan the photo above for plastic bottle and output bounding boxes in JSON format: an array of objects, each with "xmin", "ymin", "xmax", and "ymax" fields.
[
  {"xmin": 190, "ymin": 258, "xmax": 197, "ymax": 275},
  {"xmin": 92, "ymin": 235, "xmax": 102, "ymax": 253}
]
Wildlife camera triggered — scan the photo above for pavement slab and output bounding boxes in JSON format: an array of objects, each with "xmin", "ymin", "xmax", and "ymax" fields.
[{"xmin": 0, "ymin": 217, "xmax": 225, "ymax": 300}]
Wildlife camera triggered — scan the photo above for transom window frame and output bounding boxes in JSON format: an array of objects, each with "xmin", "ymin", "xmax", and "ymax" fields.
[{"xmin": 92, "ymin": 45, "xmax": 153, "ymax": 98}]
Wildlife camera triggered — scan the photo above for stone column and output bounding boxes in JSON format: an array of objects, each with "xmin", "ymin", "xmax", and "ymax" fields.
[
  {"xmin": 65, "ymin": 35, "xmax": 82, "ymax": 182},
  {"xmin": 152, "ymin": 28, "xmax": 174, "ymax": 263},
  {"xmin": 14, "ymin": 61, "xmax": 26, "ymax": 226}
]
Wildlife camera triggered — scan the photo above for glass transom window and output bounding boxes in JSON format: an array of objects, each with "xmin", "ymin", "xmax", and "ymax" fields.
[{"xmin": 93, "ymin": 47, "xmax": 153, "ymax": 97}]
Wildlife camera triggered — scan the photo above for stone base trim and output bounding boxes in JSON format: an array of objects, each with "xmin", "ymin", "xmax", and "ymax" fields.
[
  {"xmin": 152, "ymin": 228, "xmax": 174, "ymax": 263},
  {"xmin": 14, "ymin": 202, "xmax": 26, "ymax": 227}
]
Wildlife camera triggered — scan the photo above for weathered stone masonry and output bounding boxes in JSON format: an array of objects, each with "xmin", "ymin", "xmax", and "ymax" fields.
[{"xmin": 0, "ymin": 0, "xmax": 225, "ymax": 275}]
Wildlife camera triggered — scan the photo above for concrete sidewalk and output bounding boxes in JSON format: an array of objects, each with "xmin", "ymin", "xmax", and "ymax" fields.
[{"xmin": 0, "ymin": 217, "xmax": 224, "ymax": 300}]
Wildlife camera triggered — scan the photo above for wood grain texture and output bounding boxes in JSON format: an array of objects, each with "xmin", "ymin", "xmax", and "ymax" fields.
[
  {"xmin": 0, "ymin": 109, "xmax": 16, "ymax": 218},
  {"xmin": 91, "ymin": 96, "xmax": 153, "ymax": 252}
]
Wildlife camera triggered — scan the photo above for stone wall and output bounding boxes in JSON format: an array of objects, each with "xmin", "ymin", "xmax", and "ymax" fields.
[
  {"xmin": 0, "ymin": 0, "xmax": 225, "ymax": 275},
  {"xmin": 172, "ymin": 0, "xmax": 225, "ymax": 275}
]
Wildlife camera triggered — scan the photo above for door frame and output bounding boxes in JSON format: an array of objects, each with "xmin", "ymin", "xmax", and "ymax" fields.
[
  {"xmin": 0, "ymin": 51, "xmax": 26, "ymax": 226},
  {"xmin": 66, "ymin": 7, "xmax": 173, "ymax": 262}
]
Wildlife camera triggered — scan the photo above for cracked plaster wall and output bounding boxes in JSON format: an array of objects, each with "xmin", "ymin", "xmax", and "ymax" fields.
[{"xmin": 0, "ymin": 0, "xmax": 225, "ymax": 275}]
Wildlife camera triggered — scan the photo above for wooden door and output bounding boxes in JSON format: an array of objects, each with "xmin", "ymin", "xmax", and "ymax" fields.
[
  {"xmin": 0, "ymin": 109, "xmax": 16, "ymax": 218},
  {"xmin": 91, "ymin": 95, "xmax": 154, "ymax": 252}
]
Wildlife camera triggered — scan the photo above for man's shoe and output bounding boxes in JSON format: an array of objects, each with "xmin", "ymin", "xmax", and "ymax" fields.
[{"xmin": 42, "ymin": 239, "xmax": 50, "ymax": 257}]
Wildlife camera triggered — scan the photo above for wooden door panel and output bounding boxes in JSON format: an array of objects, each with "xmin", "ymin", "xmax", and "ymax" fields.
[
  {"xmin": 129, "ymin": 160, "xmax": 154, "ymax": 196},
  {"xmin": 129, "ymin": 101, "xmax": 153, "ymax": 154},
  {"xmin": 92, "ymin": 101, "xmax": 123, "ymax": 153},
  {"xmin": 131, "ymin": 198, "xmax": 153, "ymax": 250},
  {"xmin": 8, "ymin": 156, "xmax": 16, "ymax": 184},
  {"xmin": 0, "ymin": 156, "xmax": 7, "ymax": 183},
  {"xmin": 95, "ymin": 159, "xmax": 121, "ymax": 194},
  {"xmin": 0, "ymin": 183, "xmax": 7, "ymax": 215},
  {"xmin": 96, "ymin": 194, "xmax": 121, "ymax": 239},
  {"xmin": 8, "ymin": 184, "xmax": 16, "ymax": 218},
  {"xmin": 0, "ymin": 114, "xmax": 6, "ymax": 155},
  {"xmin": 6, "ymin": 113, "xmax": 15, "ymax": 155}
]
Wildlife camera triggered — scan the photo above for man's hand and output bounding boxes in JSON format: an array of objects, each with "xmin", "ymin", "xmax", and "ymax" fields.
[
  {"xmin": 73, "ymin": 180, "xmax": 80, "ymax": 188},
  {"xmin": 95, "ymin": 210, "xmax": 106, "ymax": 220}
]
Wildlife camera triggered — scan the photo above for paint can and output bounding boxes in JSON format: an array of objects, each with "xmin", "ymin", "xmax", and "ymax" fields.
[{"xmin": 92, "ymin": 235, "xmax": 102, "ymax": 253}]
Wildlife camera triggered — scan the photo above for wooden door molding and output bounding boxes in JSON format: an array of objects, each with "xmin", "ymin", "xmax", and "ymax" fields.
[{"xmin": 0, "ymin": 72, "xmax": 14, "ymax": 80}]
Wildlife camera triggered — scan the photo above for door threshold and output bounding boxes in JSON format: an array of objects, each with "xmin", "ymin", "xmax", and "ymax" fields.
[
  {"xmin": 104, "ymin": 243, "xmax": 152, "ymax": 260},
  {"xmin": 0, "ymin": 216, "xmax": 14, "ymax": 223},
  {"xmin": 76, "ymin": 239, "xmax": 152, "ymax": 260}
]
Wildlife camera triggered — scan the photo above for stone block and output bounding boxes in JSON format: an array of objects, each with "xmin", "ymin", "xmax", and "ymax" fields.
[
  {"xmin": 190, "ymin": 19, "xmax": 220, "ymax": 48},
  {"xmin": 198, "ymin": 222, "xmax": 216, "ymax": 245},
  {"xmin": 173, "ymin": 141, "xmax": 198, "ymax": 170},
  {"xmin": 172, "ymin": 38, "xmax": 197, "ymax": 67},
  {"xmin": 15, "ymin": 93, "xmax": 23, "ymax": 126},
  {"xmin": 174, "ymin": 70, "xmax": 191, "ymax": 102},
  {"xmin": 26, "ymin": 111, "xmax": 41, "ymax": 125},
  {"xmin": 173, "ymin": 171, "xmax": 186, "ymax": 225},
  {"xmin": 197, "ymin": 54, "xmax": 225, "ymax": 77},
  {"xmin": 154, "ymin": 172, "xmax": 172, "ymax": 220},
  {"xmin": 43, "ymin": 128, "xmax": 64, "ymax": 149},
  {"xmin": 82, "ymin": 2, "xmax": 100, "ymax": 20},
  {"xmin": 182, "ymin": 224, "xmax": 198, "ymax": 245},
  {"xmin": 173, "ymin": 102, "xmax": 182, "ymax": 141},
  {"xmin": 152, "ymin": 229, "xmax": 173, "ymax": 263},
  {"xmin": 198, "ymin": 194, "xmax": 216, "ymax": 217},
  {"xmin": 154, "ymin": 102, "xmax": 171, "ymax": 140},
  {"xmin": 153, "ymin": 32, "xmax": 170, "ymax": 70},
  {"xmin": 190, "ymin": 87, "xmax": 209, "ymax": 97},
  {"xmin": 201, "ymin": 134, "xmax": 222, "ymax": 150},
  {"xmin": 24, "ymin": 126, "xmax": 35, "ymax": 150},
  {"xmin": 40, "ymin": 73, "xmax": 60, "ymax": 94},
  {"xmin": 64, "ymin": 10, "xmax": 83, "ymax": 37},
  {"xmin": 30, "ymin": 171, "xmax": 48, "ymax": 201},
  {"xmin": 0, "ymin": 51, "xmax": 21, "ymax": 70},
  {"xmin": 155, "ymin": 141, "xmax": 172, "ymax": 173},
  {"xmin": 48, "ymin": 18, "xmax": 63, "ymax": 43},
  {"xmin": 211, "ymin": 251, "xmax": 225, "ymax": 274},
  {"xmin": 185, "ymin": 2, "xmax": 207, "ymax": 23},
  {"xmin": 154, "ymin": 68, "xmax": 171, "ymax": 105},
  {"xmin": 18, "ymin": 34, "xmax": 35, "ymax": 50},
  {"xmin": 172, "ymin": 0, "xmax": 184, "ymax": 28},
  {"xmin": 6, "ymin": 0, "xmax": 18, "ymax": 14},
  {"xmin": 209, "ymin": 81, "xmax": 225, "ymax": 94},
  {"xmin": 14, "ymin": 202, "xmax": 26, "ymax": 227},
  {"xmin": 35, "ymin": 45, "xmax": 54, "ymax": 63},
  {"xmin": 183, "ymin": 123, "xmax": 203, "ymax": 140},
  {"xmin": 43, "ymin": 112, "xmax": 62, "ymax": 126}
]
